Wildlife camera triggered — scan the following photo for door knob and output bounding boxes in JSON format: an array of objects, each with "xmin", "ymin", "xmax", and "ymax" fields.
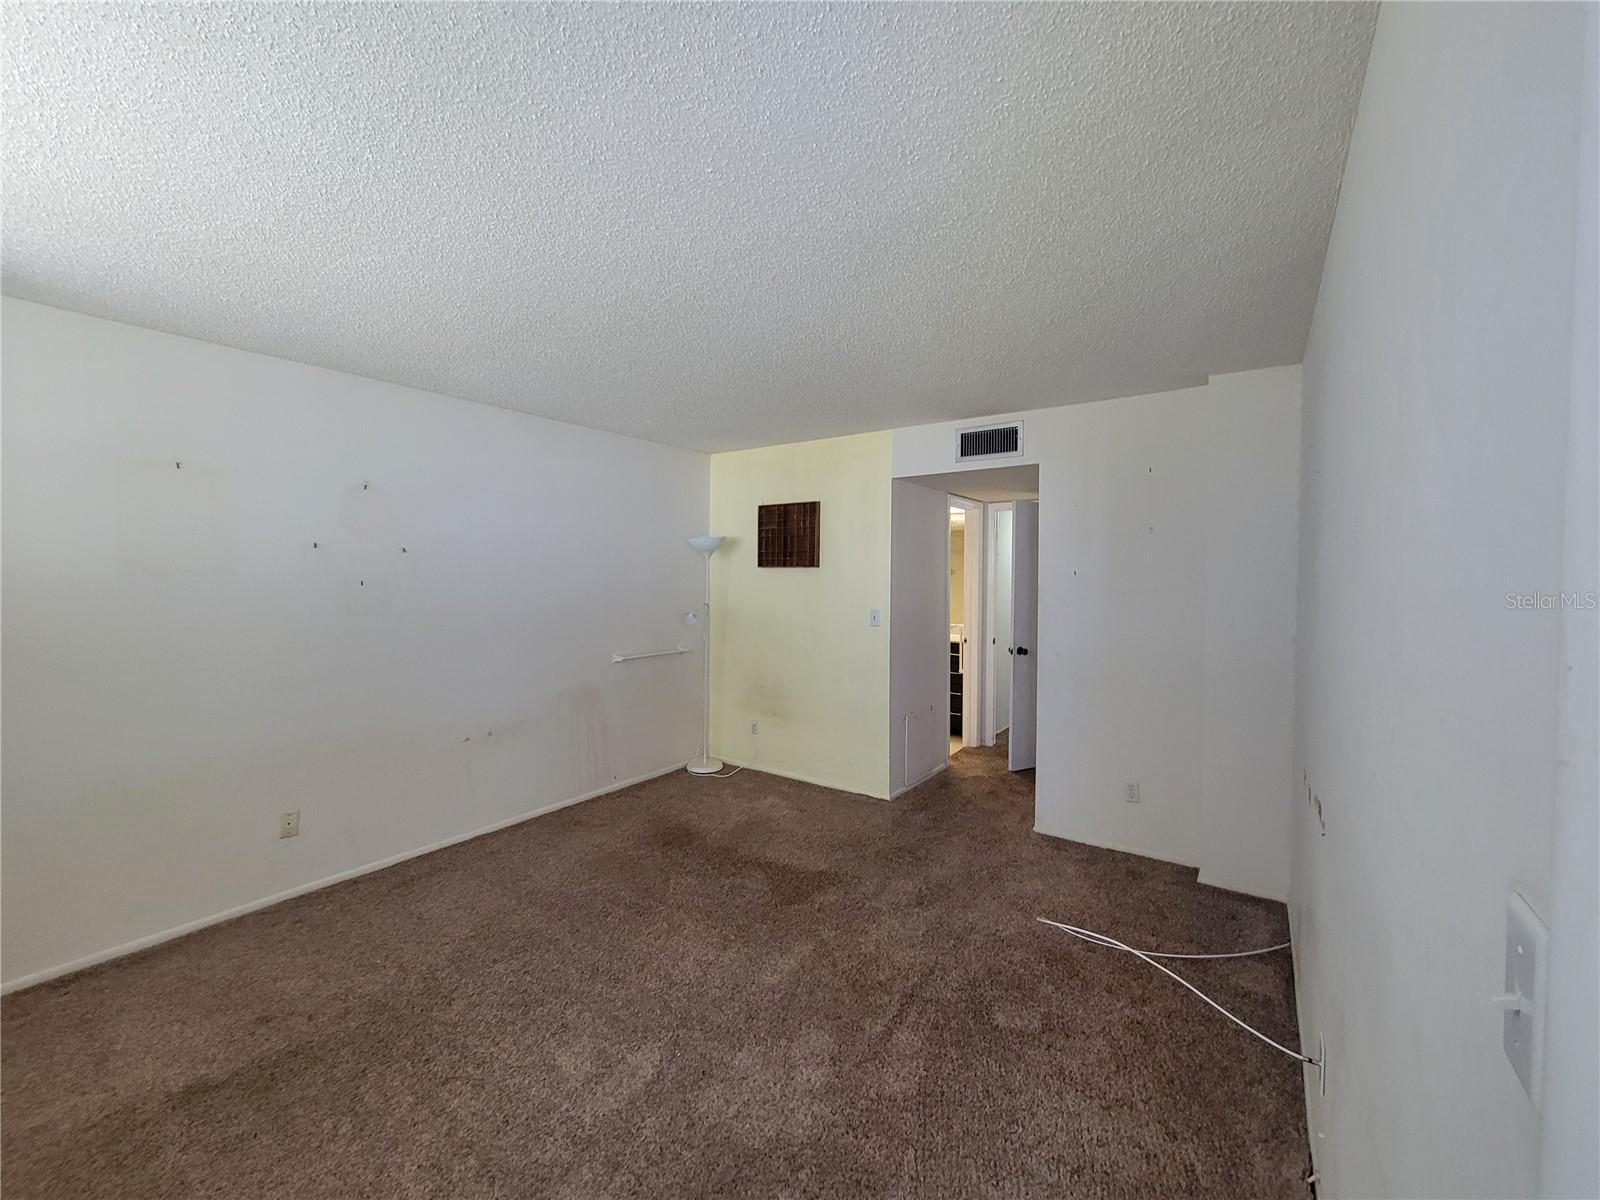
[{"xmin": 1016, "ymin": 646, "xmax": 1029, "ymax": 656}]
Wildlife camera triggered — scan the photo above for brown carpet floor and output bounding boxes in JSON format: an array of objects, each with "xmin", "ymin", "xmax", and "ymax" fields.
[{"xmin": 2, "ymin": 741, "xmax": 1310, "ymax": 1199}]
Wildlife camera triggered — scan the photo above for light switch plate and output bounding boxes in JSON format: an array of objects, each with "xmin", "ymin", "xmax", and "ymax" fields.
[{"xmin": 1503, "ymin": 891, "xmax": 1549, "ymax": 1107}]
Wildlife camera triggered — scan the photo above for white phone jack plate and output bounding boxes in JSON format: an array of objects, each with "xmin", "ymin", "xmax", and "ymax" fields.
[{"xmin": 1502, "ymin": 891, "xmax": 1549, "ymax": 1107}]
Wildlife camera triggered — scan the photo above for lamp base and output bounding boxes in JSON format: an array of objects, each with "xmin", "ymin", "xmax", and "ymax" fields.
[{"xmin": 687, "ymin": 757, "xmax": 726, "ymax": 775}]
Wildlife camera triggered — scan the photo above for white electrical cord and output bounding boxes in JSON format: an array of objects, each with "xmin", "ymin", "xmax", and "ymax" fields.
[
  {"xmin": 1054, "ymin": 929, "xmax": 1293, "ymax": 961},
  {"xmin": 1036, "ymin": 916, "xmax": 1318, "ymax": 1066},
  {"xmin": 684, "ymin": 745, "xmax": 746, "ymax": 780}
]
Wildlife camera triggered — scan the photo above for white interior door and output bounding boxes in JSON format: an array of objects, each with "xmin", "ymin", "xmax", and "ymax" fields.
[
  {"xmin": 1008, "ymin": 500, "xmax": 1039, "ymax": 771},
  {"xmin": 988, "ymin": 505, "xmax": 1013, "ymax": 740}
]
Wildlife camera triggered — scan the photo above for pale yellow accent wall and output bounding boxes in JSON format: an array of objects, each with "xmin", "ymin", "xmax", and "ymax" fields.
[{"xmin": 708, "ymin": 431, "xmax": 892, "ymax": 798}]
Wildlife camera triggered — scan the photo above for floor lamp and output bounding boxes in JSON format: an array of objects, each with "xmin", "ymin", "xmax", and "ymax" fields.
[{"xmin": 687, "ymin": 535, "xmax": 727, "ymax": 775}]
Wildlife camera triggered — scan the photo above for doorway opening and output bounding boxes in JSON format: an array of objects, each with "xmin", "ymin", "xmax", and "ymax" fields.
[{"xmin": 889, "ymin": 465, "xmax": 1039, "ymax": 797}]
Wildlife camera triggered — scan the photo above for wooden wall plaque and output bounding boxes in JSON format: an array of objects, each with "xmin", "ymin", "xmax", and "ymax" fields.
[{"xmin": 757, "ymin": 501, "xmax": 820, "ymax": 567}]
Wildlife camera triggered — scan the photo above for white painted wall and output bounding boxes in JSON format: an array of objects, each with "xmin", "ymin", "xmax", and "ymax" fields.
[
  {"xmin": 889, "ymin": 478, "xmax": 951, "ymax": 795},
  {"xmin": 1199, "ymin": 368, "xmax": 1302, "ymax": 900},
  {"xmin": 1540, "ymin": 12, "xmax": 1599, "ymax": 1197},
  {"xmin": 1290, "ymin": 5, "xmax": 1593, "ymax": 1196},
  {"xmin": 1, "ymin": 298, "xmax": 709, "ymax": 989},
  {"xmin": 891, "ymin": 367, "xmax": 1302, "ymax": 897},
  {"xmin": 1029, "ymin": 390, "xmax": 1211, "ymax": 867}
]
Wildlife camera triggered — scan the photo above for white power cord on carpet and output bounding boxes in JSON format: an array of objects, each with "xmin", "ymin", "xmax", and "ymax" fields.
[
  {"xmin": 1043, "ymin": 928, "xmax": 1292, "ymax": 966},
  {"xmin": 1035, "ymin": 916, "xmax": 1319, "ymax": 1067},
  {"xmin": 685, "ymin": 749, "xmax": 744, "ymax": 779}
]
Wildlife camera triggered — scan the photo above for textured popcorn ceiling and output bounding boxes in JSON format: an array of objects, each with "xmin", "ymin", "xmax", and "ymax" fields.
[{"xmin": 2, "ymin": 3, "xmax": 1375, "ymax": 451}]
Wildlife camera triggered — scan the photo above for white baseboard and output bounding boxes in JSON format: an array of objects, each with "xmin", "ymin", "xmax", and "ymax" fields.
[
  {"xmin": 891, "ymin": 761, "xmax": 948, "ymax": 799},
  {"xmin": 1033, "ymin": 828, "xmax": 1282, "ymax": 903},
  {"xmin": 1031, "ymin": 826, "xmax": 1198, "ymax": 873},
  {"xmin": 714, "ymin": 756, "xmax": 887, "ymax": 800},
  {"xmin": 1197, "ymin": 867, "xmax": 1287, "ymax": 904},
  {"xmin": 1, "ymin": 760, "xmax": 688, "ymax": 995}
]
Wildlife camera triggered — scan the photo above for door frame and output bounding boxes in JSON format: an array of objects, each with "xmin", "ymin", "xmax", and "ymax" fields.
[{"xmin": 947, "ymin": 494, "xmax": 985, "ymax": 752}]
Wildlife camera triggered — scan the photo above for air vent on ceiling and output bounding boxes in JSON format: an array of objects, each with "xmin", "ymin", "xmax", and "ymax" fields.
[{"xmin": 957, "ymin": 422, "xmax": 1023, "ymax": 461}]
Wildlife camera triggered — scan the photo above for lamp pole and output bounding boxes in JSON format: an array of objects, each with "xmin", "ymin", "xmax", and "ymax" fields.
[{"xmin": 686, "ymin": 536, "xmax": 726, "ymax": 774}]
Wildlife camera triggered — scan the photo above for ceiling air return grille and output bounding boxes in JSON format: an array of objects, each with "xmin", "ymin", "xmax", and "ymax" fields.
[{"xmin": 957, "ymin": 422, "xmax": 1023, "ymax": 461}]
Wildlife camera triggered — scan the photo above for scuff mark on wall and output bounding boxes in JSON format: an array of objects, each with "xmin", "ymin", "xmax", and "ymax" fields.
[
  {"xmin": 564, "ymin": 684, "xmax": 610, "ymax": 795},
  {"xmin": 708, "ymin": 431, "xmax": 892, "ymax": 798}
]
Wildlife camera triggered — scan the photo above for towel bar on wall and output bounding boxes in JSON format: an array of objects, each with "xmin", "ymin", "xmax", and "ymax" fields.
[{"xmin": 611, "ymin": 646, "xmax": 692, "ymax": 663}]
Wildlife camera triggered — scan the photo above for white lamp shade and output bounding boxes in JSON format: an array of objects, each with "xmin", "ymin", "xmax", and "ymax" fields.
[{"xmin": 688, "ymin": 535, "xmax": 727, "ymax": 554}]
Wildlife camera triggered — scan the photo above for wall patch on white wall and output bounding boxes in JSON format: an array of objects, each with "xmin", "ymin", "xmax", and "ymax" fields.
[{"xmin": 116, "ymin": 458, "xmax": 236, "ymax": 576}]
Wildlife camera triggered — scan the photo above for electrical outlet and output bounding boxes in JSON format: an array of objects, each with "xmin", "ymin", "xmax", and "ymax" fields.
[
  {"xmin": 1124, "ymin": 782, "xmax": 1140, "ymax": 803},
  {"xmin": 750, "ymin": 719, "xmax": 760, "ymax": 736},
  {"xmin": 278, "ymin": 810, "xmax": 300, "ymax": 839}
]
